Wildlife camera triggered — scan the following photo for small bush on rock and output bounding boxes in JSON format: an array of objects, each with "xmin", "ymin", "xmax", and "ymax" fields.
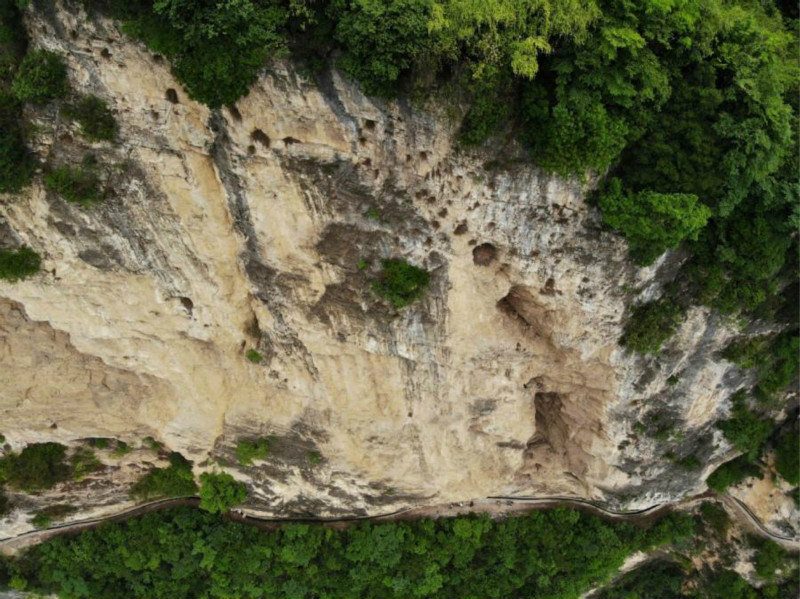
[
  {"xmin": 0, "ymin": 247, "xmax": 40, "ymax": 282},
  {"xmin": 63, "ymin": 95, "xmax": 116, "ymax": 141},
  {"xmin": 44, "ymin": 165, "xmax": 103, "ymax": 206},
  {"xmin": 0, "ymin": 442, "xmax": 70, "ymax": 492},
  {"xmin": 620, "ymin": 297, "xmax": 683, "ymax": 354},
  {"xmin": 372, "ymin": 258, "xmax": 430, "ymax": 308},
  {"xmin": 11, "ymin": 49, "xmax": 68, "ymax": 103}
]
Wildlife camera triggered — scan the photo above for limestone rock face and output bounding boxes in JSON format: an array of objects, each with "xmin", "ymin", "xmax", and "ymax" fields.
[{"xmin": 0, "ymin": 2, "xmax": 756, "ymax": 526}]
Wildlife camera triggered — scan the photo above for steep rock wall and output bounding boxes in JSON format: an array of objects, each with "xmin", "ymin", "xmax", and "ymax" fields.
[{"xmin": 0, "ymin": 1, "xmax": 748, "ymax": 523}]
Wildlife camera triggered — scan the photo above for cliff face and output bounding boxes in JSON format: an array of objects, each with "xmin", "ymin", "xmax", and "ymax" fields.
[{"xmin": 0, "ymin": 2, "xmax": 752, "ymax": 526}]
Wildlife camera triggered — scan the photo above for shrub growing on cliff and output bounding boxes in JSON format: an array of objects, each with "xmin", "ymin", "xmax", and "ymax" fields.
[
  {"xmin": 30, "ymin": 504, "xmax": 77, "ymax": 529},
  {"xmin": 706, "ymin": 455, "xmax": 761, "ymax": 493},
  {"xmin": 198, "ymin": 471, "xmax": 247, "ymax": 513},
  {"xmin": 0, "ymin": 247, "xmax": 41, "ymax": 282},
  {"xmin": 0, "ymin": 442, "xmax": 70, "ymax": 492},
  {"xmin": 620, "ymin": 297, "xmax": 683, "ymax": 354},
  {"xmin": 372, "ymin": 258, "xmax": 430, "ymax": 308},
  {"xmin": 11, "ymin": 49, "xmax": 68, "ymax": 103},
  {"xmin": 44, "ymin": 165, "xmax": 103, "ymax": 206},
  {"xmin": 235, "ymin": 438, "xmax": 269, "ymax": 466},
  {"xmin": 63, "ymin": 95, "xmax": 116, "ymax": 141},
  {"xmin": 130, "ymin": 452, "xmax": 197, "ymax": 501}
]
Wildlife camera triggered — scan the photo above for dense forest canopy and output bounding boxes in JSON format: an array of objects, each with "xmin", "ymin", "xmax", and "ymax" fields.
[{"xmin": 0, "ymin": 505, "xmax": 696, "ymax": 598}]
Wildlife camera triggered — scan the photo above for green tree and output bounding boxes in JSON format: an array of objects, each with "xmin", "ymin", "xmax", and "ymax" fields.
[
  {"xmin": 599, "ymin": 178, "xmax": 711, "ymax": 265},
  {"xmin": 198, "ymin": 472, "xmax": 247, "ymax": 513},
  {"xmin": 0, "ymin": 443, "xmax": 70, "ymax": 492},
  {"xmin": 63, "ymin": 95, "xmax": 117, "ymax": 141},
  {"xmin": 620, "ymin": 297, "xmax": 684, "ymax": 354},
  {"xmin": 11, "ymin": 49, "xmax": 69, "ymax": 103}
]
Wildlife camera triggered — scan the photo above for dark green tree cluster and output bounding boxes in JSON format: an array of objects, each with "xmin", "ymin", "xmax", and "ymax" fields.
[
  {"xmin": 129, "ymin": 451, "xmax": 197, "ymax": 500},
  {"xmin": 0, "ymin": 246, "xmax": 40, "ymax": 281},
  {"xmin": 0, "ymin": 442, "xmax": 71, "ymax": 492},
  {"xmin": 44, "ymin": 164, "xmax": 103, "ymax": 206},
  {"xmin": 0, "ymin": 505, "xmax": 693, "ymax": 598},
  {"xmin": 197, "ymin": 471, "xmax": 247, "ymax": 513},
  {"xmin": 620, "ymin": 297, "xmax": 683, "ymax": 354}
]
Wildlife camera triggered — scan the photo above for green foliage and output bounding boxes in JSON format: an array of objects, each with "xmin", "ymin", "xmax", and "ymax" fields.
[
  {"xmin": 307, "ymin": 451, "xmax": 321, "ymax": 465},
  {"xmin": 44, "ymin": 165, "xmax": 103, "ymax": 206},
  {"xmin": 11, "ymin": 49, "xmax": 68, "ymax": 103},
  {"xmin": 723, "ymin": 331, "xmax": 800, "ymax": 401},
  {"xmin": 718, "ymin": 392, "xmax": 772, "ymax": 460},
  {"xmin": 357, "ymin": 258, "xmax": 369, "ymax": 270},
  {"xmin": 0, "ymin": 92, "xmax": 34, "ymax": 192},
  {"xmin": 85, "ymin": 438, "xmax": 110, "ymax": 449},
  {"xmin": 620, "ymin": 297, "xmax": 683, "ymax": 354},
  {"xmin": 595, "ymin": 559, "xmax": 687, "ymax": 599},
  {"xmin": 753, "ymin": 538, "xmax": 788, "ymax": 582},
  {"xmin": 235, "ymin": 438, "xmax": 270, "ymax": 466},
  {"xmin": 121, "ymin": 0, "xmax": 288, "ymax": 107},
  {"xmin": 0, "ymin": 443, "xmax": 69, "ymax": 492},
  {"xmin": 699, "ymin": 501, "xmax": 730, "ymax": 536},
  {"xmin": 332, "ymin": 0, "xmax": 432, "ymax": 97},
  {"xmin": 110, "ymin": 440, "xmax": 131, "ymax": 457},
  {"xmin": 598, "ymin": 178, "xmax": 711, "ymax": 265},
  {"xmin": 774, "ymin": 427, "xmax": 799, "ymax": 486},
  {"xmin": 198, "ymin": 472, "xmax": 247, "ymax": 513},
  {"xmin": 142, "ymin": 436, "xmax": 164, "ymax": 451},
  {"xmin": 30, "ymin": 505, "xmax": 76, "ymax": 529},
  {"xmin": 0, "ymin": 486, "xmax": 9, "ymax": 516},
  {"xmin": 372, "ymin": 258, "xmax": 430, "ymax": 308},
  {"xmin": 129, "ymin": 452, "xmax": 197, "ymax": 501},
  {"xmin": 457, "ymin": 69, "xmax": 512, "ymax": 146},
  {"xmin": 2, "ymin": 504, "xmax": 693, "ymax": 598},
  {"xmin": 706, "ymin": 455, "xmax": 761, "ymax": 493},
  {"xmin": 69, "ymin": 448, "xmax": 102, "ymax": 480},
  {"xmin": 63, "ymin": 95, "xmax": 116, "ymax": 141},
  {"xmin": 244, "ymin": 349, "xmax": 263, "ymax": 364},
  {"xmin": 0, "ymin": 246, "xmax": 41, "ymax": 282}
]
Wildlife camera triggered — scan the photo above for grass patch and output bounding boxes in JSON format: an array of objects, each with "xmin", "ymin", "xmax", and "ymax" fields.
[
  {"xmin": 307, "ymin": 451, "xmax": 322, "ymax": 465},
  {"xmin": 44, "ymin": 164, "xmax": 103, "ymax": 206},
  {"xmin": 245, "ymin": 349, "xmax": 263, "ymax": 363},
  {"xmin": 69, "ymin": 447, "xmax": 102, "ymax": 480},
  {"xmin": 142, "ymin": 436, "xmax": 164, "ymax": 451},
  {"xmin": 30, "ymin": 504, "xmax": 76, "ymax": 528},
  {"xmin": 371, "ymin": 258, "xmax": 430, "ymax": 308}
]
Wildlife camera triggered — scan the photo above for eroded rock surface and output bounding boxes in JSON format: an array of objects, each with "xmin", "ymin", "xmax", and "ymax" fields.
[{"xmin": 0, "ymin": 1, "xmax": 764, "ymax": 528}]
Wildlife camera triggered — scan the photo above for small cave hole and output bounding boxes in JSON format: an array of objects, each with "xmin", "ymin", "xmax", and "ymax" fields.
[
  {"xmin": 454, "ymin": 222, "xmax": 468, "ymax": 235},
  {"xmin": 364, "ymin": 119, "xmax": 376, "ymax": 130},
  {"xmin": 283, "ymin": 136, "xmax": 300, "ymax": 145},
  {"xmin": 247, "ymin": 144, "xmax": 256, "ymax": 155},
  {"xmin": 179, "ymin": 297, "xmax": 194, "ymax": 313},
  {"xmin": 472, "ymin": 243, "xmax": 497, "ymax": 266},
  {"xmin": 437, "ymin": 208, "xmax": 448, "ymax": 218},
  {"xmin": 165, "ymin": 88, "xmax": 179, "ymax": 104},
  {"xmin": 251, "ymin": 129, "xmax": 270, "ymax": 147},
  {"xmin": 100, "ymin": 48, "xmax": 111, "ymax": 59}
]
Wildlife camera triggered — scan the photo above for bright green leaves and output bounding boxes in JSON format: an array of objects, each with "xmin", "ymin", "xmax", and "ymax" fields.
[
  {"xmin": 130, "ymin": 452, "xmax": 198, "ymax": 501},
  {"xmin": 198, "ymin": 472, "xmax": 247, "ymax": 513},
  {"xmin": 599, "ymin": 178, "xmax": 711, "ymax": 265}
]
